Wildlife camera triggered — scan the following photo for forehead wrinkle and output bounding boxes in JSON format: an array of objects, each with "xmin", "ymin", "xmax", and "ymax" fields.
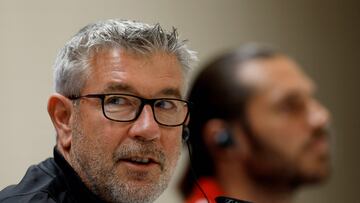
[
  {"xmin": 88, "ymin": 49, "xmax": 184, "ymax": 98},
  {"xmin": 243, "ymin": 56, "xmax": 316, "ymax": 101}
]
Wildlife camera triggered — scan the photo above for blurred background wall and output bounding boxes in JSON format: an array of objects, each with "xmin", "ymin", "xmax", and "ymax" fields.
[{"xmin": 0, "ymin": 0, "xmax": 359, "ymax": 202}]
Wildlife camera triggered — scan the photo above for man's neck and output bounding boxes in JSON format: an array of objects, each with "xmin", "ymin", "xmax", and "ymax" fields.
[{"xmin": 215, "ymin": 161, "xmax": 295, "ymax": 203}]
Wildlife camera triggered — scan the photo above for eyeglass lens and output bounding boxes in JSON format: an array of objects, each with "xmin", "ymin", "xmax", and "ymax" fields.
[{"xmin": 103, "ymin": 94, "xmax": 188, "ymax": 126}]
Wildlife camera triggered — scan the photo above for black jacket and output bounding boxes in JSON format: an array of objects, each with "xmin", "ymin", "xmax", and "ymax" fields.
[{"xmin": 0, "ymin": 149, "xmax": 106, "ymax": 203}]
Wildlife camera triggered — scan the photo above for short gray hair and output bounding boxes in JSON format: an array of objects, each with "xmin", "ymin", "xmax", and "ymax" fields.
[{"xmin": 53, "ymin": 19, "xmax": 197, "ymax": 97}]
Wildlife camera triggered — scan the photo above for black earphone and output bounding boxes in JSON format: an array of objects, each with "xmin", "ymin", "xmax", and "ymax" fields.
[
  {"xmin": 215, "ymin": 129, "xmax": 234, "ymax": 148},
  {"xmin": 182, "ymin": 126, "xmax": 190, "ymax": 142},
  {"xmin": 185, "ymin": 126, "xmax": 252, "ymax": 203}
]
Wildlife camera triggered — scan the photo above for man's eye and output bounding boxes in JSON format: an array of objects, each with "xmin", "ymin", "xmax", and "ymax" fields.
[
  {"xmin": 105, "ymin": 96, "xmax": 128, "ymax": 105},
  {"xmin": 280, "ymin": 99, "xmax": 305, "ymax": 113},
  {"xmin": 155, "ymin": 100, "xmax": 176, "ymax": 110}
]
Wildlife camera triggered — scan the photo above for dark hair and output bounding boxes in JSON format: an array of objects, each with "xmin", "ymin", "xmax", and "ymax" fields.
[{"xmin": 180, "ymin": 43, "xmax": 281, "ymax": 198}]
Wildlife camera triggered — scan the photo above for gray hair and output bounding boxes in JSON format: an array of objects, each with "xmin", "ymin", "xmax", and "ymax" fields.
[{"xmin": 53, "ymin": 19, "xmax": 197, "ymax": 97}]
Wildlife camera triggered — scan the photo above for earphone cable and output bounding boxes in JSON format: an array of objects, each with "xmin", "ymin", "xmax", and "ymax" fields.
[{"xmin": 186, "ymin": 141, "xmax": 210, "ymax": 203}]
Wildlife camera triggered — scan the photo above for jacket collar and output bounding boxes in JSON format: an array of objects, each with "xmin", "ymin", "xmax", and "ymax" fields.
[{"xmin": 53, "ymin": 148, "xmax": 107, "ymax": 203}]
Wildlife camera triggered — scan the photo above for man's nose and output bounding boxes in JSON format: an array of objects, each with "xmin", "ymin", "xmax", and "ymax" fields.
[
  {"xmin": 308, "ymin": 99, "xmax": 330, "ymax": 129},
  {"xmin": 128, "ymin": 105, "xmax": 161, "ymax": 141}
]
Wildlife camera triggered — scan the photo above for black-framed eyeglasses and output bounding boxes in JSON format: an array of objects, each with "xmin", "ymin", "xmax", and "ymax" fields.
[{"xmin": 68, "ymin": 93, "xmax": 190, "ymax": 127}]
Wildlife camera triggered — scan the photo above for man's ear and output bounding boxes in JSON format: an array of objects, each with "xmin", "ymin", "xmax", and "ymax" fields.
[
  {"xmin": 203, "ymin": 119, "xmax": 250, "ymax": 161},
  {"xmin": 47, "ymin": 93, "xmax": 74, "ymax": 152},
  {"xmin": 202, "ymin": 119, "xmax": 228, "ymax": 151},
  {"xmin": 185, "ymin": 114, "xmax": 190, "ymax": 126}
]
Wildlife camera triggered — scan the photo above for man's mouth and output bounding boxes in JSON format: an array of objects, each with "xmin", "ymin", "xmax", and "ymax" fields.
[
  {"xmin": 129, "ymin": 157, "xmax": 151, "ymax": 164},
  {"xmin": 117, "ymin": 155, "xmax": 164, "ymax": 171},
  {"xmin": 123, "ymin": 157, "xmax": 156, "ymax": 165},
  {"xmin": 308, "ymin": 126, "xmax": 332, "ymax": 153},
  {"xmin": 113, "ymin": 145, "xmax": 166, "ymax": 171},
  {"xmin": 308, "ymin": 135, "xmax": 330, "ymax": 155},
  {"xmin": 116, "ymin": 157, "xmax": 164, "ymax": 176}
]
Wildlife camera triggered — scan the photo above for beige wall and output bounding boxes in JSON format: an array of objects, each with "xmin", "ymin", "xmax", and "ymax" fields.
[{"xmin": 0, "ymin": 1, "xmax": 359, "ymax": 202}]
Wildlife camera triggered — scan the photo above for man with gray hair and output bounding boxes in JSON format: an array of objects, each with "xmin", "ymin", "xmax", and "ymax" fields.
[{"xmin": 0, "ymin": 19, "xmax": 196, "ymax": 203}]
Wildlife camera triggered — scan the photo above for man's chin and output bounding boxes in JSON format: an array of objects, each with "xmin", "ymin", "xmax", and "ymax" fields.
[
  {"xmin": 115, "ymin": 166, "xmax": 162, "ymax": 185},
  {"xmin": 104, "ymin": 177, "xmax": 164, "ymax": 203},
  {"xmin": 298, "ymin": 165, "xmax": 331, "ymax": 185},
  {"xmin": 299, "ymin": 151, "xmax": 331, "ymax": 183},
  {"xmin": 110, "ymin": 167, "xmax": 170, "ymax": 202},
  {"xmin": 310, "ymin": 169, "xmax": 331, "ymax": 183}
]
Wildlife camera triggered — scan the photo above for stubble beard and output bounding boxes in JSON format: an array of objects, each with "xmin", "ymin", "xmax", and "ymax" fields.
[
  {"xmin": 69, "ymin": 112, "xmax": 180, "ymax": 203},
  {"xmin": 243, "ymin": 124, "xmax": 331, "ymax": 190}
]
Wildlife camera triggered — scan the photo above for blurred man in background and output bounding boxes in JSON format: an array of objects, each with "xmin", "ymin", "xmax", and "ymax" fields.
[
  {"xmin": 180, "ymin": 44, "xmax": 331, "ymax": 203},
  {"xmin": 0, "ymin": 19, "xmax": 196, "ymax": 203}
]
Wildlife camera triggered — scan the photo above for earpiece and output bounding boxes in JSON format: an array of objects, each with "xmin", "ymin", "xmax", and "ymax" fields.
[
  {"xmin": 185, "ymin": 127, "xmax": 249, "ymax": 203},
  {"xmin": 182, "ymin": 126, "xmax": 190, "ymax": 142},
  {"xmin": 215, "ymin": 129, "xmax": 234, "ymax": 148}
]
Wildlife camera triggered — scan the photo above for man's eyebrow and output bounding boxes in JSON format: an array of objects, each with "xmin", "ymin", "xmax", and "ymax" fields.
[
  {"xmin": 281, "ymin": 92, "xmax": 303, "ymax": 102},
  {"xmin": 158, "ymin": 88, "xmax": 182, "ymax": 98},
  {"xmin": 275, "ymin": 90, "xmax": 312, "ymax": 106},
  {"xmin": 103, "ymin": 83, "xmax": 136, "ymax": 94},
  {"xmin": 103, "ymin": 84, "xmax": 182, "ymax": 98}
]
